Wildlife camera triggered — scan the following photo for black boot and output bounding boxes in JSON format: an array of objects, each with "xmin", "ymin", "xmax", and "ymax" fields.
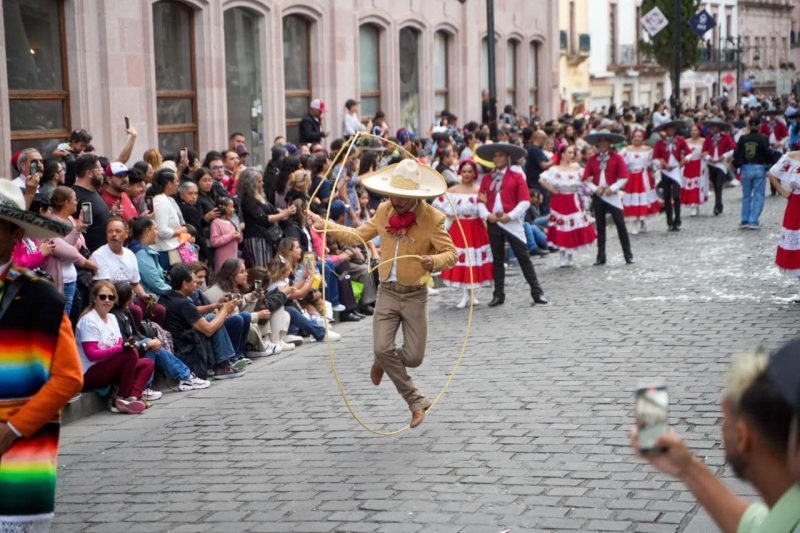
[{"xmin": 488, "ymin": 294, "xmax": 505, "ymax": 307}]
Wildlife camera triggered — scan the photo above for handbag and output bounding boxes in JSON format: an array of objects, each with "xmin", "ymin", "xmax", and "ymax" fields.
[{"xmin": 265, "ymin": 223, "xmax": 283, "ymax": 244}]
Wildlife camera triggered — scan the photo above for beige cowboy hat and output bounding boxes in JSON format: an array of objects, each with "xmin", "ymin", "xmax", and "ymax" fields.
[
  {"xmin": 0, "ymin": 179, "xmax": 71, "ymax": 238},
  {"xmin": 360, "ymin": 159, "xmax": 447, "ymax": 200}
]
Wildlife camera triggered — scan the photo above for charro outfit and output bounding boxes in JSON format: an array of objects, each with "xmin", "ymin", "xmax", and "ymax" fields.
[
  {"xmin": 583, "ymin": 150, "xmax": 633, "ymax": 264},
  {"xmin": 653, "ymin": 135, "xmax": 692, "ymax": 229},
  {"xmin": 321, "ymin": 161, "xmax": 456, "ymax": 416},
  {"xmin": 479, "ymin": 165, "xmax": 546, "ymax": 302},
  {"xmin": 769, "ymin": 154, "xmax": 800, "ymax": 277},
  {"xmin": 702, "ymin": 131, "xmax": 736, "ymax": 215}
]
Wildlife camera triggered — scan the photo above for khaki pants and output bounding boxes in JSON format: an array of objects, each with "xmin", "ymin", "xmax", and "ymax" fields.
[{"xmin": 373, "ymin": 285, "xmax": 431, "ymax": 412}]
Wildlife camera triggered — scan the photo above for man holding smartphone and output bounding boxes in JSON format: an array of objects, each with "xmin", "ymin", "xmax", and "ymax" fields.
[
  {"xmin": 631, "ymin": 351, "xmax": 800, "ymax": 533},
  {"xmin": 11, "ymin": 149, "xmax": 43, "ymax": 203}
]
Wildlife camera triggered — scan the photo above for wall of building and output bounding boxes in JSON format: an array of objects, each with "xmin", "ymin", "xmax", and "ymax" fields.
[
  {"xmin": 738, "ymin": 0, "xmax": 794, "ymax": 94},
  {"xmin": 558, "ymin": 0, "xmax": 591, "ymax": 112},
  {"xmin": 0, "ymin": 0, "xmax": 560, "ymax": 173}
]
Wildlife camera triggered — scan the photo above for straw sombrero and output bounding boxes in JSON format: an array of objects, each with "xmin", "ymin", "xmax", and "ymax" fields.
[
  {"xmin": 653, "ymin": 120, "xmax": 687, "ymax": 133},
  {"xmin": 585, "ymin": 130, "xmax": 626, "ymax": 145},
  {"xmin": 475, "ymin": 142, "xmax": 526, "ymax": 162},
  {"xmin": 0, "ymin": 179, "xmax": 72, "ymax": 239},
  {"xmin": 360, "ymin": 159, "xmax": 447, "ymax": 200}
]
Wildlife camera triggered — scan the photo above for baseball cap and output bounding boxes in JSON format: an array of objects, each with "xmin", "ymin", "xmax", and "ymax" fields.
[
  {"xmin": 235, "ymin": 143, "xmax": 249, "ymax": 157},
  {"xmin": 105, "ymin": 161, "xmax": 131, "ymax": 177},
  {"xmin": 328, "ymin": 199, "xmax": 346, "ymax": 220},
  {"xmin": 310, "ymin": 98, "xmax": 327, "ymax": 113},
  {"xmin": 768, "ymin": 339, "xmax": 800, "ymax": 409},
  {"xmin": 396, "ymin": 128, "xmax": 416, "ymax": 145}
]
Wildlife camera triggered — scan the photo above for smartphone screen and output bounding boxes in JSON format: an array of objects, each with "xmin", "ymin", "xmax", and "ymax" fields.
[
  {"xmin": 636, "ymin": 382, "xmax": 669, "ymax": 453},
  {"xmin": 253, "ymin": 280, "xmax": 262, "ymax": 291},
  {"xmin": 303, "ymin": 252, "xmax": 315, "ymax": 269},
  {"xmin": 81, "ymin": 202, "xmax": 93, "ymax": 226},
  {"xmin": 30, "ymin": 161, "xmax": 39, "ymax": 175},
  {"xmin": 124, "ymin": 116, "xmax": 130, "ymax": 130},
  {"xmin": 145, "ymin": 196, "xmax": 154, "ymax": 211}
]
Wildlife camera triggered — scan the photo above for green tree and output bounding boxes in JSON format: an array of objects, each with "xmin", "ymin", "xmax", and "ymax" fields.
[{"xmin": 639, "ymin": 0, "xmax": 703, "ymax": 94}]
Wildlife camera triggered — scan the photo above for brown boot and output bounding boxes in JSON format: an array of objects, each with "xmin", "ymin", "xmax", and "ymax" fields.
[
  {"xmin": 370, "ymin": 364, "xmax": 383, "ymax": 386},
  {"xmin": 410, "ymin": 409, "xmax": 426, "ymax": 428}
]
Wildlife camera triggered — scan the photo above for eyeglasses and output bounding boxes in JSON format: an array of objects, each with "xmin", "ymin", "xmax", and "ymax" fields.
[{"xmin": 96, "ymin": 294, "xmax": 115, "ymax": 301}]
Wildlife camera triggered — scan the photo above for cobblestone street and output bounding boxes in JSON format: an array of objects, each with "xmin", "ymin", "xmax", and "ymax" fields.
[{"xmin": 53, "ymin": 189, "xmax": 799, "ymax": 533}]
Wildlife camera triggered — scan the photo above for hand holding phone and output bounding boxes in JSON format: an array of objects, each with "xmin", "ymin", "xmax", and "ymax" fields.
[
  {"xmin": 253, "ymin": 280, "xmax": 262, "ymax": 291},
  {"xmin": 124, "ymin": 116, "xmax": 130, "ymax": 130},
  {"xmin": 635, "ymin": 381, "xmax": 669, "ymax": 454},
  {"xmin": 81, "ymin": 202, "xmax": 93, "ymax": 226}
]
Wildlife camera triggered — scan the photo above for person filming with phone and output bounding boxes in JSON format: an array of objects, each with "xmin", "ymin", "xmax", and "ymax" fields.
[{"xmin": 631, "ymin": 351, "xmax": 800, "ymax": 533}]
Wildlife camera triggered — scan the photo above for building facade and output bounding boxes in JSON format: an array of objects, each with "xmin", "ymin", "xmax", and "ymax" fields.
[
  {"xmin": 557, "ymin": 0, "xmax": 591, "ymax": 114},
  {"xmin": 679, "ymin": 0, "xmax": 738, "ymax": 106},
  {"xmin": 0, "ymin": 0, "xmax": 559, "ymax": 171},
  {"xmin": 737, "ymin": 0, "xmax": 794, "ymax": 95},
  {"xmin": 588, "ymin": 0, "xmax": 670, "ymax": 112}
]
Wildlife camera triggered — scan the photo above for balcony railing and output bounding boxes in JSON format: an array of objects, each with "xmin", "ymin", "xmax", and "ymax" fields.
[{"xmin": 699, "ymin": 47, "xmax": 738, "ymax": 66}]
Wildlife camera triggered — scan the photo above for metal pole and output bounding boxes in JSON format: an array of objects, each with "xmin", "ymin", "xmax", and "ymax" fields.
[
  {"xmin": 672, "ymin": 0, "xmax": 682, "ymax": 115},
  {"xmin": 487, "ymin": 0, "xmax": 498, "ymax": 139},
  {"xmin": 736, "ymin": 36, "xmax": 742, "ymax": 102},
  {"xmin": 717, "ymin": 38, "xmax": 722, "ymax": 100}
]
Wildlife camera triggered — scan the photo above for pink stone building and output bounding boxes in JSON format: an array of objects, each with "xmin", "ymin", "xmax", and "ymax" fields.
[{"xmin": 0, "ymin": 0, "xmax": 559, "ymax": 170}]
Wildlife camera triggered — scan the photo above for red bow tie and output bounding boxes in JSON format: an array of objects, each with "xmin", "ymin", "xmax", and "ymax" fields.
[{"xmin": 386, "ymin": 212, "xmax": 417, "ymax": 236}]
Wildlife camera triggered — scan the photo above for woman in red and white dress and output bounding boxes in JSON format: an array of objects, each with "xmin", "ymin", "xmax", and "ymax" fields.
[
  {"xmin": 681, "ymin": 124, "xmax": 708, "ymax": 216},
  {"xmin": 539, "ymin": 144, "xmax": 597, "ymax": 267},
  {"xmin": 768, "ymin": 151, "xmax": 800, "ymax": 301},
  {"xmin": 621, "ymin": 129, "xmax": 661, "ymax": 234},
  {"xmin": 432, "ymin": 160, "xmax": 493, "ymax": 308}
]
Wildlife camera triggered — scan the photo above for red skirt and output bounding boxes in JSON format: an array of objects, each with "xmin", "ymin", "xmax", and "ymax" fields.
[
  {"xmin": 623, "ymin": 169, "xmax": 661, "ymax": 219},
  {"xmin": 547, "ymin": 193, "xmax": 597, "ymax": 250},
  {"xmin": 681, "ymin": 158, "xmax": 707, "ymax": 206},
  {"xmin": 442, "ymin": 217, "xmax": 493, "ymax": 287},
  {"xmin": 776, "ymin": 194, "xmax": 800, "ymax": 277}
]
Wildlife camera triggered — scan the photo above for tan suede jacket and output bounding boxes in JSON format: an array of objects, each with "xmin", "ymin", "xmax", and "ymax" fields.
[{"xmin": 322, "ymin": 200, "xmax": 457, "ymax": 286}]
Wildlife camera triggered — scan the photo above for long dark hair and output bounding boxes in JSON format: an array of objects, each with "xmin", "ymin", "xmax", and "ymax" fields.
[{"xmin": 216, "ymin": 258, "xmax": 246, "ymax": 293}]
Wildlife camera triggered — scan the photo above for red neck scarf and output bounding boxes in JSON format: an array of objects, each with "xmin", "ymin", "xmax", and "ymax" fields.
[{"xmin": 386, "ymin": 210, "xmax": 417, "ymax": 236}]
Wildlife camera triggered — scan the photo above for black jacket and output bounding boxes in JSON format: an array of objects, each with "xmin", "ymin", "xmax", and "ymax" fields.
[
  {"xmin": 299, "ymin": 113, "xmax": 323, "ymax": 144},
  {"xmin": 240, "ymin": 193, "xmax": 281, "ymax": 242},
  {"xmin": 734, "ymin": 131, "xmax": 772, "ymax": 167}
]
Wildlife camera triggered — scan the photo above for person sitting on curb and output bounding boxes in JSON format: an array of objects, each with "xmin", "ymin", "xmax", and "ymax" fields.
[{"xmin": 631, "ymin": 350, "xmax": 800, "ymax": 533}]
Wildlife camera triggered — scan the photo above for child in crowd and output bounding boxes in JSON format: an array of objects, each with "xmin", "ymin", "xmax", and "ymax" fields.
[{"xmin": 210, "ymin": 196, "xmax": 242, "ymax": 272}]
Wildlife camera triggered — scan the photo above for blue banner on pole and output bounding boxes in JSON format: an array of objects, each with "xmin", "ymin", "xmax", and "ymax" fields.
[{"xmin": 688, "ymin": 9, "xmax": 716, "ymax": 37}]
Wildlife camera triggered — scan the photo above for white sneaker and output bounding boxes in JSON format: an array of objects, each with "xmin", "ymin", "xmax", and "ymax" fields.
[
  {"xmin": 316, "ymin": 330, "xmax": 342, "ymax": 342},
  {"xmin": 284, "ymin": 334, "xmax": 304, "ymax": 345},
  {"xmin": 427, "ymin": 287, "xmax": 440, "ymax": 295},
  {"xmin": 690, "ymin": 206, "xmax": 699, "ymax": 217},
  {"xmin": 332, "ymin": 304, "xmax": 346, "ymax": 312},
  {"xmin": 456, "ymin": 293, "xmax": 469, "ymax": 309},
  {"xmin": 178, "ymin": 374, "xmax": 211, "ymax": 391},
  {"xmin": 279, "ymin": 340, "xmax": 296, "ymax": 351},
  {"xmin": 630, "ymin": 223, "xmax": 639, "ymax": 235},
  {"xmin": 142, "ymin": 388, "xmax": 162, "ymax": 401}
]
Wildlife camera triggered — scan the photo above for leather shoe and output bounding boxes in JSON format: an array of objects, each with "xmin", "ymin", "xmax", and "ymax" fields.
[
  {"xmin": 625, "ymin": 256, "xmax": 635, "ymax": 264},
  {"xmin": 593, "ymin": 257, "xmax": 606, "ymax": 266},
  {"xmin": 370, "ymin": 364, "xmax": 383, "ymax": 386},
  {"xmin": 487, "ymin": 295, "xmax": 505, "ymax": 307},
  {"xmin": 410, "ymin": 409, "xmax": 427, "ymax": 428},
  {"xmin": 532, "ymin": 293, "xmax": 548, "ymax": 305},
  {"xmin": 339, "ymin": 311, "xmax": 362, "ymax": 322},
  {"xmin": 359, "ymin": 305, "xmax": 375, "ymax": 316}
]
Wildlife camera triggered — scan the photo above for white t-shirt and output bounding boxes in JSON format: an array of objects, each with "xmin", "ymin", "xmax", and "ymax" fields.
[
  {"xmin": 90, "ymin": 244, "xmax": 141, "ymax": 284},
  {"xmin": 61, "ymin": 261, "xmax": 77, "ymax": 284},
  {"xmin": 76, "ymin": 309, "xmax": 123, "ymax": 372}
]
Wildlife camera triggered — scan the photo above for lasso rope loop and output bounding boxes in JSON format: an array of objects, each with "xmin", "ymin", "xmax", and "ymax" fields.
[{"xmin": 311, "ymin": 131, "xmax": 475, "ymax": 436}]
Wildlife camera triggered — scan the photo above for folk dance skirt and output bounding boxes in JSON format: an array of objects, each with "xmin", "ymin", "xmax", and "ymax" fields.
[
  {"xmin": 441, "ymin": 217, "xmax": 493, "ymax": 288},
  {"xmin": 776, "ymin": 194, "xmax": 800, "ymax": 277},
  {"xmin": 681, "ymin": 158, "xmax": 708, "ymax": 206},
  {"xmin": 547, "ymin": 193, "xmax": 597, "ymax": 251},
  {"xmin": 623, "ymin": 169, "xmax": 661, "ymax": 220}
]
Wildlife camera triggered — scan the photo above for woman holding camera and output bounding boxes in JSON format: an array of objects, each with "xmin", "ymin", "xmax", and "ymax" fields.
[{"xmin": 75, "ymin": 280, "xmax": 154, "ymax": 414}]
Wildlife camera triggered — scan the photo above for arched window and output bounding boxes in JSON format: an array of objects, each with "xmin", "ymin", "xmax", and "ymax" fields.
[
  {"xmin": 4, "ymin": 0, "xmax": 70, "ymax": 155},
  {"xmin": 224, "ymin": 7, "xmax": 264, "ymax": 165},
  {"xmin": 399, "ymin": 27, "xmax": 420, "ymax": 131},
  {"xmin": 153, "ymin": 1, "xmax": 198, "ymax": 154},
  {"xmin": 506, "ymin": 40, "xmax": 518, "ymax": 109},
  {"xmin": 529, "ymin": 41, "xmax": 540, "ymax": 109},
  {"xmin": 434, "ymin": 31, "xmax": 450, "ymax": 114},
  {"xmin": 359, "ymin": 24, "xmax": 381, "ymax": 119},
  {"xmin": 283, "ymin": 14, "xmax": 312, "ymax": 144}
]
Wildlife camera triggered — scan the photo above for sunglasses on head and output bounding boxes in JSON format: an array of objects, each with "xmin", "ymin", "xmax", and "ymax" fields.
[{"xmin": 96, "ymin": 294, "xmax": 115, "ymax": 301}]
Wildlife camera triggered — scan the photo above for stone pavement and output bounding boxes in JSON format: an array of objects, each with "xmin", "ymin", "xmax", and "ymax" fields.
[{"xmin": 53, "ymin": 188, "xmax": 799, "ymax": 533}]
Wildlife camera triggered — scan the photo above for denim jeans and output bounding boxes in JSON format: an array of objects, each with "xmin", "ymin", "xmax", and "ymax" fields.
[
  {"xmin": 285, "ymin": 305, "xmax": 326, "ymax": 340},
  {"xmin": 145, "ymin": 347, "xmax": 191, "ymax": 382},
  {"xmin": 523, "ymin": 222, "xmax": 549, "ymax": 252},
  {"xmin": 323, "ymin": 260, "xmax": 340, "ymax": 305},
  {"xmin": 224, "ymin": 312, "xmax": 250, "ymax": 357},
  {"xmin": 740, "ymin": 164, "xmax": 767, "ymax": 225},
  {"xmin": 203, "ymin": 313, "xmax": 237, "ymax": 364},
  {"xmin": 63, "ymin": 280, "xmax": 76, "ymax": 316}
]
